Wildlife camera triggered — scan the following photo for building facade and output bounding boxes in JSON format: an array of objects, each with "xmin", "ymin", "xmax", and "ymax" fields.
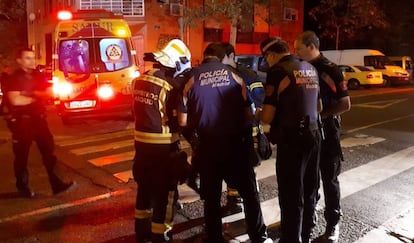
[{"xmin": 27, "ymin": 0, "xmax": 303, "ymax": 70}]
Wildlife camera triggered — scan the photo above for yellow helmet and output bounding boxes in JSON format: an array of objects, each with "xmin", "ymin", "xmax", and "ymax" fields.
[{"xmin": 153, "ymin": 39, "xmax": 191, "ymax": 77}]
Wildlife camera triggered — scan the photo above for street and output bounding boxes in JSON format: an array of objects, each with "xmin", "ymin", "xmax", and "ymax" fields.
[{"xmin": 1, "ymin": 86, "xmax": 414, "ymax": 243}]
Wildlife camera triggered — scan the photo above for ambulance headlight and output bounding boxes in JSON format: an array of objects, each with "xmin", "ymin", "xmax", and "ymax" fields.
[
  {"xmin": 53, "ymin": 81, "xmax": 73, "ymax": 96},
  {"xmin": 97, "ymin": 85, "xmax": 114, "ymax": 99}
]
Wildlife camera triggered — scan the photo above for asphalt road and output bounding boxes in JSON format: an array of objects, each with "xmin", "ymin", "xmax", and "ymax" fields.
[{"xmin": 1, "ymin": 86, "xmax": 414, "ymax": 242}]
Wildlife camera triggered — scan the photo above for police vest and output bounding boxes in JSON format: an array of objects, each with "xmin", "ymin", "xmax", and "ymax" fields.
[
  {"xmin": 273, "ymin": 56, "xmax": 319, "ymax": 129},
  {"xmin": 187, "ymin": 59, "xmax": 246, "ymax": 137},
  {"xmin": 132, "ymin": 68, "xmax": 181, "ymax": 144}
]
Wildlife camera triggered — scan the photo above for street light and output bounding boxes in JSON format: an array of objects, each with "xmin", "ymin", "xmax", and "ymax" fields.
[{"xmin": 29, "ymin": 13, "xmax": 36, "ymax": 57}]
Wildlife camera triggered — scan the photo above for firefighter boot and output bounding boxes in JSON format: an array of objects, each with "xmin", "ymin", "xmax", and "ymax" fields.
[
  {"xmin": 135, "ymin": 218, "xmax": 151, "ymax": 243},
  {"xmin": 151, "ymin": 232, "xmax": 172, "ymax": 243}
]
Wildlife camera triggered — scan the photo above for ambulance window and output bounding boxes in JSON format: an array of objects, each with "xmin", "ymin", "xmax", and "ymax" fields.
[
  {"xmin": 59, "ymin": 40, "xmax": 89, "ymax": 74},
  {"xmin": 99, "ymin": 39, "xmax": 131, "ymax": 71}
]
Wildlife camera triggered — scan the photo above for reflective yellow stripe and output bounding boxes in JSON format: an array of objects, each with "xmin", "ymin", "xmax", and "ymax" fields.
[
  {"xmin": 249, "ymin": 82, "xmax": 264, "ymax": 90},
  {"xmin": 141, "ymin": 75, "xmax": 173, "ymax": 91},
  {"xmin": 134, "ymin": 130, "xmax": 179, "ymax": 144},
  {"xmin": 165, "ymin": 190, "xmax": 176, "ymax": 224},
  {"xmin": 152, "ymin": 222, "xmax": 172, "ymax": 234},
  {"xmin": 135, "ymin": 209, "xmax": 153, "ymax": 219},
  {"xmin": 227, "ymin": 188, "xmax": 240, "ymax": 197}
]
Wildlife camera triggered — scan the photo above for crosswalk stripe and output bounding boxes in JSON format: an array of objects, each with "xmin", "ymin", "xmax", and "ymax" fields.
[
  {"xmin": 56, "ymin": 129, "xmax": 133, "ymax": 147},
  {"xmin": 113, "ymin": 170, "xmax": 133, "ymax": 182},
  {"xmin": 88, "ymin": 151, "xmax": 135, "ymax": 167},
  {"xmin": 226, "ymin": 145, "xmax": 414, "ymax": 241},
  {"xmin": 70, "ymin": 140, "xmax": 133, "ymax": 155}
]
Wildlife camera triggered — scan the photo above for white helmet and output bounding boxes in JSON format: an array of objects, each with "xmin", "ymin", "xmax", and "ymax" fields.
[{"xmin": 153, "ymin": 39, "xmax": 191, "ymax": 77}]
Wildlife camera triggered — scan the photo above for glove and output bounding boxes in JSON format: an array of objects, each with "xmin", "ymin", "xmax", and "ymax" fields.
[{"xmin": 170, "ymin": 151, "xmax": 191, "ymax": 184}]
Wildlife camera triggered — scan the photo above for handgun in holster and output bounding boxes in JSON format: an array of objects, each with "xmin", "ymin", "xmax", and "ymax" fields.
[{"xmin": 317, "ymin": 114, "xmax": 326, "ymax": 140}]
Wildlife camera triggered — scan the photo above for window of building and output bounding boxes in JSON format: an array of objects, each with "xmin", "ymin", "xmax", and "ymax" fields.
[
  {"xmin": 203, "ymin": 28, "xmax": 223, "ymax": 42},
  {"xmin": 80, "ymin": 0, "xmax": 144, "ymax": 17}
]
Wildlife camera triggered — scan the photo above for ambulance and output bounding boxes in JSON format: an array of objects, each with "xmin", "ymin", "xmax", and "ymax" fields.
[{"xmin": 52, "ymin": 9, "xmax": 140, "ymax": 123}]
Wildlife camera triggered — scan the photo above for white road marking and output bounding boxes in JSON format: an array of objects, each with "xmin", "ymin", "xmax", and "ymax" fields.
[
  {"xmin": 352, "ymin": 98, "xmax": 407, "ymax": 109},
  {"xmin": 232, "ymin": 145, "xmax": 414, "ymax": 241},
  {"xmin": 88, "ymin": 151, "xmax": 135, "ymax": 166},
  {"xmin": 70, "ymin": 140, "xmax": 133, "ymax": 155},
  {"xmin": 355, "ymin": 207, "xmax": 414, "ymax": 243},
  {"xmin": 341, "ymin": 134, "xmax": 385, "ymax": 148},
  {"xmin": 345, "ymin": 113, "xmax": 414, "ymax": 134},
  {"xmin": 55, "ymin": 129, "xmax": 133, "ymax": 146},
  {"xmin": 0, "ymin": 189, "xmax": 131, "ymax": 224}
]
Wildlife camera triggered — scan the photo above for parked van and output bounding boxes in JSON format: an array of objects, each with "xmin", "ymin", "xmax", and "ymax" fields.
[
  {"xmin": 321, "ymin": 49, "xmax": 410, "ymax": 86},
  {"xmin": 389, "ymin": 56, "xmax": 413, "ymax": 80},
  {"xmin": 235, "ymin": 54, "xmax": 268, "ymax": 82}
]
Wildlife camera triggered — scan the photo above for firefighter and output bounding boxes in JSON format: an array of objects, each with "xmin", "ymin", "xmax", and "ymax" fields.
[
  {"xmin": 295, "ymin": 31, "xmax": 351, "ymax": 243},
  {"xmin": 6, "ymin": 48, "xmax": 75, "ymax": 198},
  {"xmin": 132, "ymin": 39, "xmax": 191, "ymax": 243},
  {"xmin": 260, "ymin": 37, "xmax": 322, "ymax": 243},
  {"xmin": 221, "ymin": 42, "xmax": 266, "ymax": 214},
  {"xmin": 178, "ymin": 43, "xmax": 272, "ymax": 243}
]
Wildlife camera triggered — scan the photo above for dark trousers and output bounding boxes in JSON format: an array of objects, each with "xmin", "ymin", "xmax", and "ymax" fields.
[
  {"xmin": 276, "ymin": 129, "xmax": 320, "ymax": 243},
  {"xmin": 320, "ymin": 119, "xmax": 342, "ymax": 226},
  {"xmin": 198, "ymin": 136, "xmax": 267, "ymax": 243},
  {"xmin": 133, "ymin": 142, "xmax": 180, "ymax": 242},
  {"xmin": 8, "ymin": 116, "xmax": 62, "ymax": 191}
]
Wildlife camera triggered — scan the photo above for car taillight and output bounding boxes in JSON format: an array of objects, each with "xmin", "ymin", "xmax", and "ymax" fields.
[
  {"xmin": 53, "ymin": 82, "xmax": 73, "ymax": 96},
  {"xmin": 366, "ymin": 74, "xmax": 373, "ymax": 79},
  {"xmin": 97, "ymin": 85, "xmax": 114, "ymax": 99}
]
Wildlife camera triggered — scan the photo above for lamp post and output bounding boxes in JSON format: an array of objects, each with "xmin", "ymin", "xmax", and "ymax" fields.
[{"xmin": 29, "ymin": 13, "xmax": 36, "ymax": 58}]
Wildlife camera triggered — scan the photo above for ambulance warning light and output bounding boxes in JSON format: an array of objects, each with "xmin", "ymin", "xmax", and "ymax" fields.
[{"xmin": 57, "ymin": 10, "xmax": 73, "ymax": 21}]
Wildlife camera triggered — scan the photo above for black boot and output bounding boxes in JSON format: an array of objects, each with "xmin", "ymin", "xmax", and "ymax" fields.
[
  {"xmin": 151, "ymin": 232, "xmax": 172, "ymax": 243},
  {"xmin": 135, "ymin": 218, "xmax": 151, "ymax": 243}
]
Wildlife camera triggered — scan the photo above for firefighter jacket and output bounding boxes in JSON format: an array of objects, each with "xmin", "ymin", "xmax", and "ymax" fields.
[{"xmin": 133, "ymin": 68, "xmax": 184, "ymax": 144}]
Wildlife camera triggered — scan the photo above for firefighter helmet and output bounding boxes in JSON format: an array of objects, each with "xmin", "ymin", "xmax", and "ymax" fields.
[{"xmin": 153, "ymin": 39, "xmax": 191, "ymax": 77}]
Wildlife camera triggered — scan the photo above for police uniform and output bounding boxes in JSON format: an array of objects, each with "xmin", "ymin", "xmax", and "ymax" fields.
[
  {"xmin": 132, "ymin": 67, "xmax": 186, "ymax": 243},
  {"xmin": 310, "ymin": 54, "xmax": 348, "ymax": 232},
  {"xmin": 225, "ymin": 64, "xmax": 265, "ymax": 209},
  {"xmin": 7, "ymin": 68, "xmax": 72, "ymax": 196},
  {"xmin": 264, "ymin": 55, "xmax": 321, "ymax": 243},
  {"xmin": 182, "ymin": 57, "xmax": 268, "ymax": 243}
]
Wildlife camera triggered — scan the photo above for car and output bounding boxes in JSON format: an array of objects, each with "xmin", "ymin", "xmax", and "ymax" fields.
[
  {"xmin": 338, "ymin": 64, "xmax": 384, "ymax": 90},
  {"xmin": 235, "ymin": 54, "xmax": 268, "ymax": 83}
]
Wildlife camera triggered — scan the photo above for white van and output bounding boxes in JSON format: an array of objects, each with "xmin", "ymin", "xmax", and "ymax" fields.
[{"xmin": 321, "ymin": 49, "xmax": 410, "ymax": 86}]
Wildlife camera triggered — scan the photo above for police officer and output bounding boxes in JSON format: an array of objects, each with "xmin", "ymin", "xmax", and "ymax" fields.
[
  {"xmin": 221, "ymin": 42, "xmax": 266, "ymax": 214},
  {"xmin": 132, "ymin": 39, "xmax": 191, "ymax": 243},
  {"xmin": 260, "ymin": 37, "xmax": 322, "ymax": 243},
  {"xmin": 294, "ymin": 31, "xmax": 351, "ymax": 243},
  {"xmin": 178, "ymin": 43, "xmax": 271, "ymax": 243},
  {"xmin": 6, "ymin": 48, "xmax": 75, "ymax": 198}
]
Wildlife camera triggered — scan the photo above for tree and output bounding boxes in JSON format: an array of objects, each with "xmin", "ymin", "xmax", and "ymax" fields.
[
  {"xmin": 309, "ymin": 0, "xmax": 388, "ymax": 50},
  {"xmin": 0, "ymin": 0, "xmax": 26, "ymax": 67},
  {"xmin": 183, "ymin": 0, "xmax": 287, "ymax": 46}
]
